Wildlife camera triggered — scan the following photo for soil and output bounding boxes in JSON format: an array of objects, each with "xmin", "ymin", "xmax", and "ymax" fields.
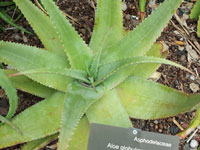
[{"xmin": 0, "ymin": 0, "xmax": 200, "ymax": 150}]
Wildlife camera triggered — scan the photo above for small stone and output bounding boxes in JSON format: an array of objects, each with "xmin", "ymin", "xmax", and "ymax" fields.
[
  {"xmin": 192, "ymin": 112, "xmax": 196, "ymax": 117},
  {"xmin": 170, "ymin": 125, "xmax": 179, "ymax": 135},
  {"xmin": 154, "ymin": 120, "xmax": 159, "ymax": 124},
  {"xmin": 185, "ymin": 73, "xmax": 190, "ymax": 79},
  {"xmin": 190, "ymin": 139, "xmax": 199, "ymax": 148},
  {"xmin": 174, "ymin": 30, "xmax": 181, "ymax": 35},
  {"xmin": 14, "ymin": 34, "xmax": 21, "ymax": 41},
  {"xmin": 183, "ymin": 143, "xmax": 190, "ymax": 150},
  {"xmin": 122, "ymin": 2, "xmax": 127, "ymax": 11},
  {"xmin": 131, "ymin": 15, "xmax": 138, "ymax": 20},
  {"xmin": 149, "ymin": 122, "xmax": 154, "ymax": 127},
  {"xmin": 178, "ymin": 46, "xmax": 184, "ymax": 51},
  {"xmin": 186, "ymin": 44, "xmax": 199, "ymax": 62},
  {"xmin": 189, "ymin": 83, "xmax": 199, "ymax": 92},
  {"xmin": 159, "ymin": 124, "xmax": 164, "ymax": 129},
  {"xmin": 67, "ymin": 7, "xmax": 72, "ymax": 12},
  {"xmin": 190, "ymin": 75, "xmax": 195, "ymax": 81},
  {"xmin": 188, "ymin": 49, "xmax": 199, "ymax": 62},
  {"xmin": 180, "ymin": 37, "xmax": 184, "ymax": 41},
  {"xmin": 149, "ymin": 0, "xmax": 158, "ymax": 9},
  {"xmin": 125, "ymin": 14, "xmax": 131, "ymax": 20},
  {"xmin": 164, "ymin": 125, "xmax": 169, "ymax": 130},
  {"xmin": 128, "ymin": 3, "xmax": 134, "ymax": 9},
  {"xmin": 149, "ymin": 72, "xmax": 161, "ymax": 81}
]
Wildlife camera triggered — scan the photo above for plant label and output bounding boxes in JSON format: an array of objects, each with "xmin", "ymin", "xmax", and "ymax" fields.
[{"xmin": 87, "ymin": 123, "xmax": 180, "ymax": 150}]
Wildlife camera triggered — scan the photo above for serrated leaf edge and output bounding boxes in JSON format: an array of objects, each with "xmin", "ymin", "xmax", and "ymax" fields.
[
  {"xmin": 41, "ymin": 0, "xmax": 93, "ymax": 71},
  {"xmin": 122, "ymin": 76, "xmax": 200, "ymax": 120}
]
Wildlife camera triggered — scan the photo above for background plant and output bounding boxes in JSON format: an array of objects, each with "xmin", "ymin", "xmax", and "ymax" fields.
[
  {"xmin": 0, "ymin": 0, "xmax": 200, "ymax": 150},
  {"xmin": 0, "ymin": 1, "xmax": 31, "ymax": 34},
  {"xmin": 190, "ymin": 0, "xmax": 200, "ymax": 37}
]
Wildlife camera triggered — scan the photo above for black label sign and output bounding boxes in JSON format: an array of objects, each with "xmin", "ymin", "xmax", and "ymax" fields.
[{"xmin": 87, "ymin": 123, "xmax": 180, "ymax": 150}]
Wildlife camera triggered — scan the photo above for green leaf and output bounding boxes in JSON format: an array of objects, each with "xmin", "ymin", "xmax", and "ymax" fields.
[
  {"xmin": 68, "ymin": 116, "xmax": 90, "ymax": 150},
  {"xmin": 86, "ymin": 44, "xmax": 165, "ymax": 130},
  {"xmin": 21, "ymin": 117, "xmax": 91, "ymax": 150},
  {"xmin": 198, "ymin": 16, "xmax": 200, "ymax": 37},
  {"xmin": 89, "ymin": 28, "xmax": 114, "ymax": 79},
  {"xmin": 0, "ymin": 25, "xmax": 5, "ymax": 32},
  {"xmin": 0, "ymin": 92, "xmax": 64, "ymax": 148},
  {"xmin": 0, "ymin": 115, "xmax": 22, "ymax": 135},
  {"xmin": 190, "ymin": 0, "xmax": 200, "ymax": 19},
  {"xmin": 96, "ymin": 56, "xmax": 192, "ymax": 87},
  {"xmin": 117, "ymin": 77, "xmax": 200, "ymax": 119},
  {"xmin": 146, "ymin": 43, "xmax": 166, "ymax": 57},
  {"xmin": 5, "ymin": 69, "xmax": 55, "ymax": 99},
  {"xmin": 139, "ymin": 0, "xmax": 146, "ymax": 20},
  {"xmin": 89, "ymin": 0, "xmax": 123, "ymax": 53},
  {"xmin": 95, "ymin": 43, "xmax": 167, "ymax": 91},
  {"xmin": 100, "ymin": 0, "xmax": 182, "ymax": 63},
  {"xmin": 41, "ymin": 0, "xmax": 93, "ymax": 71},
  {"xmin": 0, "ymin": 8, "xmax": 32, "ymax": 34},
  {"xmin": 13, "ymin": 68, "xmax": 89, "ymax": 84},
  {"xmin": 21, "ymin": 133, "xmax": 58, "ymax": 150},
  {"xmin": 0, "ymin": 41, "xmax": 72, "ymax": 92},
  {"xmin": 0, "ymin": 96, "xmax": 90, "ymax": 150},
  {"xmin": 0, "ymin": 63, "xmax": 3, "ymax": 69},
  {"xmin": 13, "ymin": 0, "xmax": 66, "ymax": 56},
  {"xmin": 0, "ymin": 69, "xmax": 18, "ymax": 119},
  {"xmin": 139, "ymin": 0, "xmax": 146, "ymax": 12},
  {"xmin": 58, "ymin": 82, "xmax": 104, "ymax": 150},
  {"xmin": 132, "ymin": 42, "xmax": 168, "ymax": 78},
  {"xmin": 86, "ymin": 89, "xmax": 132, "ymax": 128}
]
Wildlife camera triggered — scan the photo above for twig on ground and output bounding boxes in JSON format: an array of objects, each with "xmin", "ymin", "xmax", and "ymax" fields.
[
  {"xmin": 173, "ymin": 118, "xmax": 184, "ymax": 131},
  {"xmin": 172, "ymin": 13, "xmax": 200, "ymax": 55}
]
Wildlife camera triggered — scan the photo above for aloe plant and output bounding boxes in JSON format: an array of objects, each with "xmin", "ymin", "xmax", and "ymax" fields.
[
  {"xmin": 0, "ymin": 0, "xmax": 200, "ymax": 149},
  {"xmin": 190, "ymin": 0, "xmax": 200, "ymax": 37}
]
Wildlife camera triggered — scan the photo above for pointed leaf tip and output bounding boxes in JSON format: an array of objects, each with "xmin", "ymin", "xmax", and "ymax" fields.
[{"xmin": 41, "ymin": 0, "xmax": 93, "ymax": 71}]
